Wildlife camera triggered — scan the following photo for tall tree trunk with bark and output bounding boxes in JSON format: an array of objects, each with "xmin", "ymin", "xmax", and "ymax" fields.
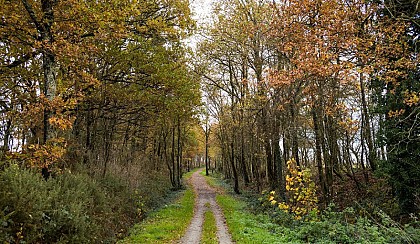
[
  {"xmin": 312, "ymin": 107, "xmax": 328, "ymax": 203},
  {"xmin": 205, "ymin": 119, "xmax": 210, "ymax": 176},
  {"xmin": 230, "ymin": 138, "xmax": 240, "ymax": 194},
  {"xmin": 360, "ymin": 72, "xmax": 377, "ymax": 171},
  {"xmin": 290, "ymin": 100, "xmax": 300, "ymax": 167},
  {"xmin": 38, "ymin": 0, "xmax": 57, "ymax": 143},
  {"xmin": 273, "ymin": 114, "xmax": 285, "ymax": 199}
]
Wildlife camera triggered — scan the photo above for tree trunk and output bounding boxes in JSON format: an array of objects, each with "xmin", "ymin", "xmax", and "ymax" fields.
[
  {"xmin": 39, "ymin": 0, "xmax": 57, "ymax": 143},
  {"xmin": 2, "ymin": 119, "xmax": 11, "ymax": 152},
  {"xmin": 176, "ymin": 119, "xmax": 182, "ymax": 188},
  {"xmin": 205, "ymin": 120, "xmax": 210, "ymax": 176},
  {"xmin": 312, "ymin": 107, "xmax": 328, "ymax": 202},
  {"xmin": 171, "ymin": 125, "xmax": 176, "ymax": 188},
  {"xmin": 274, "ymin": 137, "xmax": 285, "ymax": 199},
  {"xmin": 230, "ymin": 139, "xmax": 240, "ymax": 194},
  {"xmin": 322, "ymin": 115, "xmax": 333, "ymax": 200},
  {"xmin": 360, "ymin": 72, "xmax": 377, "ymax": 171},
  {"xmin": 290, "ymin": 101, "xmax": 300, "ymax": 167},
  {"xmin": 240, "ymin": 121, "xmax": 250, "ymax": 185}
]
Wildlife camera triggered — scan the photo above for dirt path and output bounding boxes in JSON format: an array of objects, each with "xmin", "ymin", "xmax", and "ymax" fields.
[{"xmin": 179, "ymin": 169, "xmax": 233, "ymax": 244}]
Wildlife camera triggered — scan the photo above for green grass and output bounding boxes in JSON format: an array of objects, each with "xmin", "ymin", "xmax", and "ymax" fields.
[
  {"xmin": 201, "ymin": 170, "xmax": 223, "ymax": 190},
  {"xmin": 120, "ymin": 170, "xmax": 198, "ymax": 243},
  {"xmin": 200, "ymin": 171, "xmax": 293, "ymax": 243},
  {"xmin": 216, "ymin": 194, "xmax": 297, "ymax": 243},
  {"xmin": 120, "ymin": 189, "xmax": 194, "ymax": 243},
  {"xmin": 201, "ymin": 203, "xmax": 218, "ymax": 244}
]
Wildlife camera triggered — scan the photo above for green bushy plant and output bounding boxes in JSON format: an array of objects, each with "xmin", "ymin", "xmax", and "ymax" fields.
[
  {"xmin": 257, "ymin": 187, "xmax": 420, "ymax": 243},
  {"xmin": 0, "ymin": 163, "xmax": 146, "ymax": 243},
  {"xmin": 0, "ymin": 163, "xmax": 174, "ymax": 243},
  {"xmin": 0, "ymin": 164, "xmax": 105, "ymax": 243},
  {"xmin": 292, "ymin": 204, "xmax": 419, "ymax": 243}
]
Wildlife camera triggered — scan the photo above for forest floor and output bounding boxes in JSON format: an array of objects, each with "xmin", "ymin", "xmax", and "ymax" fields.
[{"xmin": 179, "ymin": 169, "xmax": 233, "ymax": 244}]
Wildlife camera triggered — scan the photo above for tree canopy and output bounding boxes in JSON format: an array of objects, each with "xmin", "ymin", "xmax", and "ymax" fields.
[{"xmin": 197, "ymin": 0, "xmax": 419, "ymax": 215}]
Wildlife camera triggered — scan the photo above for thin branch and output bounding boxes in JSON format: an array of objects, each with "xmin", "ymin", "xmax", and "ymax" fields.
[
  {"xmin": 0, "ymin": 51, "xmax": 40, "ymax": 74},
  {"xmin": 21, "ymin": 0, "xmax": 43, "ymax": 33}
]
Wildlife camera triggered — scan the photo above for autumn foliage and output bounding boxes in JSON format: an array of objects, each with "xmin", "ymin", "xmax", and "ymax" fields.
[
  {"xmin": 263, "ymin": 159, "xmax": 319, "ymax": 221},
  {"xmin": 0, "ymin": 0, "xmax": 202, "ymax": 242},
  {"xmin": 199, "ymin": 0, "xmax": 419, "ymax": 219}
]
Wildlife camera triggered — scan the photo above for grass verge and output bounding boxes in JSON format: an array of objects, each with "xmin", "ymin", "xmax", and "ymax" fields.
[
  {"xmin": 216, "ymin": 194, "xmax": 294, "ymax": 244},
  {"xmin": 120, "ymin": 189, "xmax": 194, "ymax": 243},
  {"xmin": 120, "ymin": 169, "xmax": 199, "ymax": 243},
  {"xmin": 201, "ymin": 203, "xmax": 218, "ymax": 244},
  {"xmin": 203, "ymin": 172, "xmax": 295, "ymax": 243},
  {"xmin": 201, "ymin": 170, "xmax": 224, "ymax": 192},
  {"xmin": 205, "ymin": 172, "xmax": 420, "ymax": 244}
]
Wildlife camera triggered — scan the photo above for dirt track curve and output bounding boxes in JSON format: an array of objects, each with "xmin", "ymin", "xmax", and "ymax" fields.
[{"xmin": 179, "ymin": 169, "xmax": 233, "ymax": 244}]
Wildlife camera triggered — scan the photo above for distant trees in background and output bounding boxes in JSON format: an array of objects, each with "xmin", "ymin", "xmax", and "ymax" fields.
[{"xmin": 198, "ymin": 0, "xmax": 419, "ymax": 215}]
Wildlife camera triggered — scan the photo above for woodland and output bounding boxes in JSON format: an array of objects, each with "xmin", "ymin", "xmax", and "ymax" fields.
[{"xmin": 0, "ymin": 0, "xmax": 419, "ymax": 243}]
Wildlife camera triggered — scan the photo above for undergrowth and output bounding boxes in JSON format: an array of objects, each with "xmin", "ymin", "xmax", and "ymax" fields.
[
  {"xmin": 206, "ymin": 171, "xmax": 420, "ymax": 244},
  {"xmin": 119, "ymin": 168, "xmax": 198, "ymax": 243},
  {"xmin": 120, "ymin": 189, "xmax": 194, "ymax": 243},
  {"xmin": 0, "ymin": 162, "xmax": 172, "ymax": 243},
  {"xmin": 1, "ymin": 164, "xmax": 130, "ymax": 243}
]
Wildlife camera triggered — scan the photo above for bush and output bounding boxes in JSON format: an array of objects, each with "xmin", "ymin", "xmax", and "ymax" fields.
[
  {"xmin": 260, "ymin": 159, "xmax": 319, "ymax": 222},
  {"xmin": 0, "ymin": 164, "xmax": 104, "ymax": 243},
  {"xmin": 288, "ymin": 205, "xmax": 419, "ymax": 243},
  {"xmin": 0, "ymin": 164, "xmax": 141, "ymax": 243},
  {"xmin": 257, "ymin": 188, "xmax": 420, "ymax": 243}
]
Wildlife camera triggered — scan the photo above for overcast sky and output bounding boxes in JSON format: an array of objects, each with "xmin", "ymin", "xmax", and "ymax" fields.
[
  {"xmin": 185, "ymin": 0, "xmax": 215, "ymax": 49},
  {"xmin": 189, "ymin": 0, "xmax": 214, "ymax": 24}
]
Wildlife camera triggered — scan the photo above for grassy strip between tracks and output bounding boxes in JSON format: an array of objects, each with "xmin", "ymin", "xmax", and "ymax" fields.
[{"xmin": 201, "ymin": 202, "xmax": 218, "ymax": 244}]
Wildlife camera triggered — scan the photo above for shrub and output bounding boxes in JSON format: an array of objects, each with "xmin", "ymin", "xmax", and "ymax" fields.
[
  {"xmin": 255, "ymin": 165, "xmax": 420, "ymax": 244},
  {"xmin": 0, "ymin": 164, "xmax": 106, "ymax": 243},
  {"xmin": 0, "ymin": 163, "xmax": 146, "ymax": 243},
  {"xmin": 291, "ymin": 205, "xmax": 419, "ymax": 243},
  {"xmin": 261, "ymin": 158, "xmax": 318, "ymax": 221},
  {"xmin": 0, "ymin": 162, "xmax": 176, "ymax": 243}
]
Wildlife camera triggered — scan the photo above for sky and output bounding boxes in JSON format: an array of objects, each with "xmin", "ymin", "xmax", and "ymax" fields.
[
  {"xmin": 189, "ymin": 0, "xmax": 215, "ymax": 24},
  {"xmin": 185, "ymin": 0, "xmax": 215, "ymax": 49}
]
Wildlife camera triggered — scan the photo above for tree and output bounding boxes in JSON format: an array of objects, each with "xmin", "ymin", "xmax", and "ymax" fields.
[
  {"xmin": 0, "ymin": 0, "xmax": 201, "ymax": 185},
  {"xmin": 372, "ymin": 1, "xmax": 420, "ymax": 214},
  {"xmin": 198, "ymin": 0, "xmax": 279, "ymax": 194}
]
